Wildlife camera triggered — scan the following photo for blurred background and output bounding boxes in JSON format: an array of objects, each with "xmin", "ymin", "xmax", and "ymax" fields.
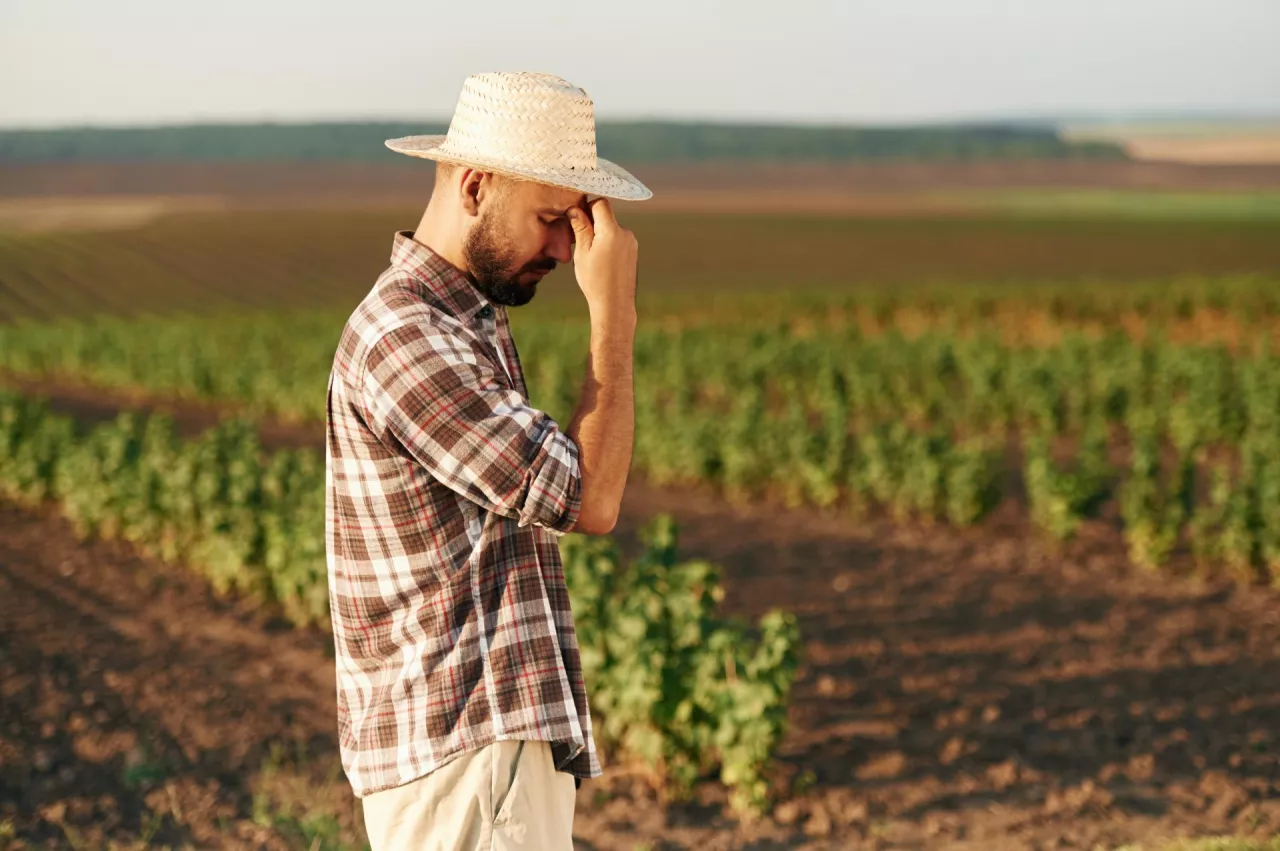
[{"xmin": 2, "ymin": 2, "xmax": 1279, "ymax": 850}]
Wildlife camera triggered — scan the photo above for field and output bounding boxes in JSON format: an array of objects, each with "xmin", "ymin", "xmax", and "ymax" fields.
[
  {"xmin": 2, "ymin": 161, "xmax": 1279, "ymax": 850},
  {"xmin": 1, "ymin": 204, "xmax": 1279, "ymax": 324},
  {"xmin": 1064, "ymin": 121, "xmax": 1280, "ymax": 165}
]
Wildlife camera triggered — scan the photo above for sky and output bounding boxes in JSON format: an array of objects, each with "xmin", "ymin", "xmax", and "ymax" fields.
[{"xmin": 2, "ymin": 0, "xmax": 1278, "ymax": 129}]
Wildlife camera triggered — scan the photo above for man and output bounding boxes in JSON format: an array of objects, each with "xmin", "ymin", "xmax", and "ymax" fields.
[{"xmin": 324, "ymin": 71, "xmax": 651, "ymax": 850}]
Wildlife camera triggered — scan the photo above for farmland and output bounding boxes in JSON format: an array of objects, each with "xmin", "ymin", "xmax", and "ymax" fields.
[
  {"xmin": 1064, "ymin": 119, "xmax": 1280, "ymax": 165},
  {"xmin": 0, "ymin": 202, "xmax": 1279, "ymax": 323},
  {"xmin": 2, "ymin": 168, "xmax": 1279, "ymax": 849},
  {"xmin": 5, "ymin": 274, "xmax": 1280, "ymax": 583}
]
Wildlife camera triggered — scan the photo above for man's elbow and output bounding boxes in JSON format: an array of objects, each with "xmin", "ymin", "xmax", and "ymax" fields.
[{"xmin": 572, "ymin": 501, "xmax": 619, "ymax": 536}]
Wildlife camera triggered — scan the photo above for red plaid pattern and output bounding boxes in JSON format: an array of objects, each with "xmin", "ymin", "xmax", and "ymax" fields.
[{"xmin": 324, "ymin": 230, "xmax": 600, "ymax": 797}]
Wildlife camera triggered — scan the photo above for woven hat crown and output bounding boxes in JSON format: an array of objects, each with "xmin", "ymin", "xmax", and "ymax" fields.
[
  {"xmin": 383, "ymin": 70, "xmax": 652, "ymax": 201},
  {"xmin": 440, "ymin": 72, "xmax": 598, "ymax": 172}
]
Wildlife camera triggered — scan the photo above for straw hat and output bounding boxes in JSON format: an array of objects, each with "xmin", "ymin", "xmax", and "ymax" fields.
[{"xmin": 385, "ymin": 71, "xmax": 652, "ymax": 202}]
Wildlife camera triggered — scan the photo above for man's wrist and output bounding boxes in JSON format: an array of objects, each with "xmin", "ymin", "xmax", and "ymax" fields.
[{"xmin": 587, "ymin": 301, "xmax": 638, "ymax": 334}]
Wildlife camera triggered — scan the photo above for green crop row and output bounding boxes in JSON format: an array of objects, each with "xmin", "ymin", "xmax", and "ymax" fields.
[
  {"xmin": 1021, "ymin": 409, "xmax": 1280, "ymax": 580},
  {"xmin": 5, "ymin": 289, "xmax": 1280, "ymax": 580},
  {"xmin": 0, "ymin": 389, "xmax": 800, "ymax": 812},
  {"xmin": 3, "ymin": 296, "xmax": 1278, "ymax": 441},
  {"xmin": 0, "ymin": 392, "xmax": 329, "ymax": 622}
]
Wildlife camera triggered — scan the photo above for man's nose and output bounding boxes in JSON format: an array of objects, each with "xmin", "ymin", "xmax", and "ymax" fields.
[{"xmin": 546, "ymin": 223, "xmax": 573, "ymax": 264}]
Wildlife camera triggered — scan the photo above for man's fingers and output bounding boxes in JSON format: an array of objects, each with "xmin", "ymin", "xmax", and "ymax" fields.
[
  {"xmin": 567, "ymin": 207, "xmax": 594, "ymax": 250},
  {"xmin": 588, "ymin": 197, "xmax": 618, "ymax": 232}
]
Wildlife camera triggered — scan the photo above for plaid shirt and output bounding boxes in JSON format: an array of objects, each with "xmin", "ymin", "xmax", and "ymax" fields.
[{"xmin": 324, "ymin": 229, "xmax": 601, "ymax": 798}]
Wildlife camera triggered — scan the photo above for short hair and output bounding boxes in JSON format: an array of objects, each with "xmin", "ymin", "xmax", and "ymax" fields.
[
  {"xmin": 434, "ymin": 162, "xmax": 517, "ymax": 200},
  {"xmin": 433, "ymin": 161, "xmax": 459, "ymax": 186}
]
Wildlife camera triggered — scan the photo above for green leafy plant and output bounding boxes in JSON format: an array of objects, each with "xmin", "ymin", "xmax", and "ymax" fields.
[
  {"xmin": 562, "ymin": 516, "xmax": 801, "ymax": 813},
  {"xmin": 1024, "ymin": 417, "xmax": 1110, "ymax": 542}
]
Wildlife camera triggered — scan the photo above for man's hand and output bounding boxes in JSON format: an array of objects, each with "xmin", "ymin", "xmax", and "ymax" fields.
[
  {"xmin": 567, "ymin": 198, "xmax": 638, "ymax": 319},
  {"xmin": 563, "ymin": 197, "xmax": 637, "ymax": 536}
]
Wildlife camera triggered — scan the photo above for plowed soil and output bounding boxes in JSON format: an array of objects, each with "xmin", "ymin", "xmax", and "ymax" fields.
[
  {"xmin": 2, "ymin": 382, "xmax": 1279, "ymax": 850},
  {"xmin": 6, "ymin": 160, "xmax": 1280, "ymax": 203}
]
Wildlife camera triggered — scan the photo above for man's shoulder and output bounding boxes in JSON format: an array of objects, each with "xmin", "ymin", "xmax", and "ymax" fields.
[{"xmin": 333, "ymin": 267, "xmax": 469, "ymax": 384}]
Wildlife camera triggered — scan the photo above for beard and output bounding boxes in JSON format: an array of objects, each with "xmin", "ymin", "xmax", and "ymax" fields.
[{"xmin": 462, "ymin": 209, "xmax": 556, "ymax": 307}]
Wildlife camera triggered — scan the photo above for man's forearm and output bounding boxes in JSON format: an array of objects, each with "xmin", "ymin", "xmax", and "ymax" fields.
[{"xmin": 566, "ymin": 309, "xmax": 636, "ymax": 534}]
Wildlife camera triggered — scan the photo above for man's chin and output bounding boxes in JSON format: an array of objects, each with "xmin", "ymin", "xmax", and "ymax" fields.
[
  {"xmin": 515, "ymin": 275, "xmax": 545, "ymax": 297},
  {"xmin": 501, "ymin": 281, "xmax": 538, "ymax": 307}
]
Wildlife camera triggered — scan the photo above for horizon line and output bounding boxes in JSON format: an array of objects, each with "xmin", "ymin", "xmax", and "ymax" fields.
[{"xmin": 4, "ymin": 108, "xmax": 1280, "ymax": 134}]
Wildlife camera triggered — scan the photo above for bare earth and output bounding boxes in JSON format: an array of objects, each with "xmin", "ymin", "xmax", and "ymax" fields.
[
  {"xmin": 3, "ymin": 159, "xmax": 1280, "ymax": 231},
  {"xmin": 1, "ymin": 380, "xmax": 1278, "ymax": 850}
]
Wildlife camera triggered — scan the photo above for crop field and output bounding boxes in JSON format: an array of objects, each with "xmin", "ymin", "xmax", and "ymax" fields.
[
  {"xmin": 5, "ymin": 274, "xmax": 1280, "ymax": 581},
  {"xmin": 1063, "ymin": 121, "xmax": 1280, "ymax": 165},
  {"xmin": 1, "ymin": 203, "xmax": 1279, "ymax": 323},
  {"xmin": 2, "ymin": 192, "xmax": 1279, "ymax": 849}
]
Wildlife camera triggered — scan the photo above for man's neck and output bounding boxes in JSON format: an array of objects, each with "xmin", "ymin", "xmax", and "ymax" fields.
[{"xmin": 411, "ymin": 204, "xmax": 471, "ymax": 279}]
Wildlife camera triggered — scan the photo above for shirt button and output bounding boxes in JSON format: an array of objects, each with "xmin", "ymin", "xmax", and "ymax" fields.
[{"xmin": 476, "ymin": 305, "xmax": 493, "ymax": 319}]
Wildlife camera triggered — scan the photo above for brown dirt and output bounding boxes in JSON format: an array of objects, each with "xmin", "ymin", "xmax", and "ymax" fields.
[
  {"xmin": 0, "ymin": 195, "xmax": 230, "ymax": 235},
  {"xmin": 5, "ymin": 204, "xmax": 1278, "ymax": 328},
  {"xmin": 4, "ymin": 160, "xmax": 1280, "ymax": 213},
  {"xmin": 2, "ymin": 382, "xmax": 1280, "ymax": 849},
  {"xmin": 0, "ymin": 498, "xmax": 353, "ymax": 850}
]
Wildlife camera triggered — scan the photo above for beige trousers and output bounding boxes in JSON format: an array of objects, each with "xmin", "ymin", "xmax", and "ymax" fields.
[{"xmin": 360, "ymin": 740, "xmax": 577, "ymax": 851}]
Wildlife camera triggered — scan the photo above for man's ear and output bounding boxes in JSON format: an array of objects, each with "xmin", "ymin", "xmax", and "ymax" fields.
[{"xmin": 458, "ymin": 169, "xmax": 495, "ymax": 217}]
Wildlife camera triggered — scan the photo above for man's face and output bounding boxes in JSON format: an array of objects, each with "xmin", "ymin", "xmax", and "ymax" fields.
[{"xmin": 463, "ymin": 176, "xmax": 585, "ymax": 307}]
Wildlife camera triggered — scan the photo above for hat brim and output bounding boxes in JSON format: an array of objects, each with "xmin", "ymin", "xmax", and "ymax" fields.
[{"xmin": 384, "ymin": 135, "xmax": 652, "ymax": 202}]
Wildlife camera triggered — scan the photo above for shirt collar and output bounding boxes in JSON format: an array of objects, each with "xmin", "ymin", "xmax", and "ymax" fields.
[{"xmin": 388, "ymin": 229, "xmax": 495, "ymax": 322}]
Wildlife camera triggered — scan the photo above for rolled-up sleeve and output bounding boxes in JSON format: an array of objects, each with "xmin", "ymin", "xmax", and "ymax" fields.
[{"xmin": 359, "ymin": 322, "xmax": 582, "ymax": 534}]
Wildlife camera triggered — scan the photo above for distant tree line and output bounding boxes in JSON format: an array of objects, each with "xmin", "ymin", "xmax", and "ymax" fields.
[{"xmin": 0, "ymin": 120, "xmax": 1127, "ymax": 164}]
